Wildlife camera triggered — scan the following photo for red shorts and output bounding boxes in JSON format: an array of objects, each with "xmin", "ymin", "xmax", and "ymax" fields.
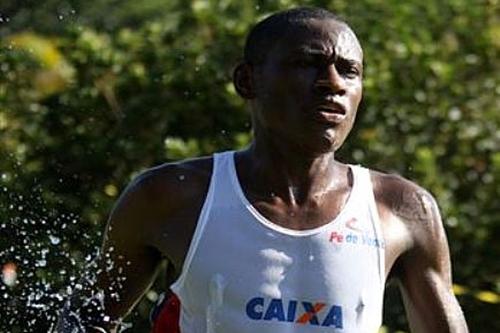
[{"xmin": 151, "ymin": 293, "xmax": 181, "ymax": 333}]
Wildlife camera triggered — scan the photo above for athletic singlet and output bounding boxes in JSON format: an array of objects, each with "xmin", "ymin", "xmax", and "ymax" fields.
[{"xmin": 169, "ymin": 151, "xmax": 386, "ymax": 333}]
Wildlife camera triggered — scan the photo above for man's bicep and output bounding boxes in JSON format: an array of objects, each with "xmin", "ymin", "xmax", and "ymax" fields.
[
  {"xmin": 97, "ymin": 216, "xmax": 162, "ymax": 319},
  {"xmin": 397, "ymin": 192, "xmax": 467, "ymax": 333}
]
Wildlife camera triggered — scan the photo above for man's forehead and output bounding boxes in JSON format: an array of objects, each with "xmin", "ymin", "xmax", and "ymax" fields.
[{"xmin": 279, "ymin": 19, "xmax": 363, "ymax": 61}]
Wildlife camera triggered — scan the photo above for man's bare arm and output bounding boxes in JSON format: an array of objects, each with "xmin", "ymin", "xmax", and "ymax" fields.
[
  {"xmin": 56, "ymin": 170, "xmax": 168, "ymax": 332},
  {"xmin": 391, "ymin": 183, "xmax": 468, "ymax": 332}
]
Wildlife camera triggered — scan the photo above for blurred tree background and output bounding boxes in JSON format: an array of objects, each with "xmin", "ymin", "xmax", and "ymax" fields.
[{"xmin": 0, "ymin": 0, "xmax": 498, "ymax": 332}]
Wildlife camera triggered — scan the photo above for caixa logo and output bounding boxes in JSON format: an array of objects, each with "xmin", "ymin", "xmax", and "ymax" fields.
[{"xmin": 246, "ymin": 297, "xmax": 343, "ymax": 328}]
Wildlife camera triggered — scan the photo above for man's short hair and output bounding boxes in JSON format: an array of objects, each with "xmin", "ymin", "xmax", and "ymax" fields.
[{"xmin": 244, "ymin": 7, "xmax": 346, "ymax": 65}]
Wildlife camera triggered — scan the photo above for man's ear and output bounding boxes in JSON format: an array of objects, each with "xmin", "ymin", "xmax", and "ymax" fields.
[{"xmin": 233, "ymin": 62, "xmax": 256, "ymax": 99}]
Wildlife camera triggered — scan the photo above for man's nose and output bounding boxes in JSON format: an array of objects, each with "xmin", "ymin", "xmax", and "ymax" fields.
[{"xmin": 314, "ymin": 64, "xmax": 346, "ymax": 96}]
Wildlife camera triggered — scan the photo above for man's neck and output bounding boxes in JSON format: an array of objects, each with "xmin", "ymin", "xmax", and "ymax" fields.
[{"xmin": 238, "ymin": 138, "xmax": 345, "ymax": 206}]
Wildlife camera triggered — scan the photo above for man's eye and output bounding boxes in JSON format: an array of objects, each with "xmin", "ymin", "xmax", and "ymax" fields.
[{"xmin": 341, "ymin": 67, "xmax": 359, "ymax": 78}]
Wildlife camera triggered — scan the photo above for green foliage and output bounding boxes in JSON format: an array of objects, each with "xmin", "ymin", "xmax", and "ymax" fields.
[{"xmin": 0, "ymin": 0, "xmax": 498, "ymax": 332}]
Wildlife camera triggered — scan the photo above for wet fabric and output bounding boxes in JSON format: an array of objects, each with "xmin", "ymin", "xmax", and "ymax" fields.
[{"xmin": 169, "ymin": 151, "xmax": 386, "ymax": 333}]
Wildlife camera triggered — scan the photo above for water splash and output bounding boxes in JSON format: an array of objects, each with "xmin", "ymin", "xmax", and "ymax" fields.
[{"xmin": 0, "ymin": 185, "xmax": 103, "ymax": 332}]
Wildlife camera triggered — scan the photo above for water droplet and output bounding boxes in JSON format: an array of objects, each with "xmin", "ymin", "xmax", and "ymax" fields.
[
  {"xmin": 58, "ymin": 15, "xmax": 64, "ymax": 20},
  {"xmin": 49, "ymin": 235, "xmax": 60, "ymax": 245},
  {"xmin": 146, "ymin": 290, "xmax": 159, "ymax": 302}
]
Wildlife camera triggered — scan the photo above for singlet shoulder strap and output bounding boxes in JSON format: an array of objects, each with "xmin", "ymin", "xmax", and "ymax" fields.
[
  {"xmin": 170, "ymin": 152, "xmax": 223, "ymax": 293},
  {"xmin": 350, "ymin": 165, "xmax": 386, "ymax": 284}
]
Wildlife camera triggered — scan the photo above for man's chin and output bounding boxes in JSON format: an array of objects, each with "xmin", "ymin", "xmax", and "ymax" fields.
[
  {"xmin": 301, "ymin": 133, "xmax": 344, "ymax": 156},
  {"xmin": 318, "ymin": 129, "xmax": 345, "ymax": 150}
]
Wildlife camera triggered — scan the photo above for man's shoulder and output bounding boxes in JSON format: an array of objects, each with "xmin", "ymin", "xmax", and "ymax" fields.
[
  {"xmin": 118, "ymin": 155, "xmax": 214, "ymax": 218},
  {"xmin": 137, "ymin": 155, "xmax": 214, "ymax": 187},
  {"xmin": 367, "ymin": 168, "xmax": 447, "ymax": 273},
  {"xmin": 367, "ymin": 168, "xmax": 440, "ymax": 226},
  {"xmin": 132, "ymin": 155, "xmax": 213, "ymax": 202}
]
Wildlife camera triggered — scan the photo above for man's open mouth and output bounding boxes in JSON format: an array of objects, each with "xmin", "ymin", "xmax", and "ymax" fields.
[{"xmin": 312, "ymin": 103, "xmax": 347, "ymax": 124}]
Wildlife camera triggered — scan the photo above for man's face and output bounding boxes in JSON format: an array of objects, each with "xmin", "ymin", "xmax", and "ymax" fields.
[{"xmin": 251, "ymin": 18, "xmax": 363, "ymax": 154}]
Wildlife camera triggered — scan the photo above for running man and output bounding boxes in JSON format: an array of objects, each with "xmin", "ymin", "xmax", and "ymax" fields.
[{"xmin": 57, "ymin": 7, "xmax": 468, "ymax": 333}]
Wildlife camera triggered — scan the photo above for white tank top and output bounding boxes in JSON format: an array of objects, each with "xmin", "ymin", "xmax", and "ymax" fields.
[{"xmin": 170, "ymin": 151, "xmax": 386, "ymax": 333}]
